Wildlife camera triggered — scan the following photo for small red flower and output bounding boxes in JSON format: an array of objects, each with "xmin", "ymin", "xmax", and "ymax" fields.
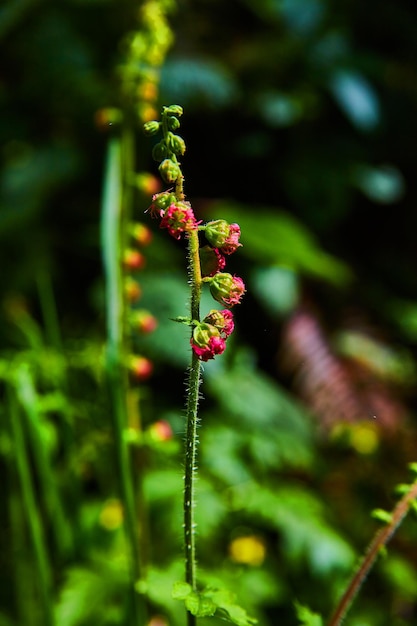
[{"xmin": 160, "ymin": 202, "xmax": 199, "ymax": 240}]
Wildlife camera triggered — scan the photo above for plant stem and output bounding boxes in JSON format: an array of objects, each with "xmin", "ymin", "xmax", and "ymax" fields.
[
  {"xmin": 327, "ymin": 479, "xmax": 417, "ymax": 626},
  {"xmin": 8, "ymin": 377, "xmax": 54, "ymax": 626},
  {"xmin": 184, "ymin": 228, "xmax": 203, "ymax": 626},
  {"xmin": 101, "ymin": 135, "xmax": 145, "ymax": 624}
]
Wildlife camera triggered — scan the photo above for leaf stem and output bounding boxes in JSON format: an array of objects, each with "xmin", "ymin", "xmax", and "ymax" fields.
[{"xmin": 327, "ymin": 478, "xmax": 417, "ymax": 626}]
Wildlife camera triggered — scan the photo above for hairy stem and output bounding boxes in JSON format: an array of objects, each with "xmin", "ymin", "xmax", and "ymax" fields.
[
  {"xmin": 184, "ymin": 227, "xmax": 202, "ymax": 626},
  {"xmin": 327, "ymin": 479, "xmax": 417, "ymax": 626}
]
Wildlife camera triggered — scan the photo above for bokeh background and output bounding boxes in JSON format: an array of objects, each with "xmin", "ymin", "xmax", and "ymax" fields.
[{"xmin": 2, "ymin": 0, "xmax": 417, "ymax": 625}]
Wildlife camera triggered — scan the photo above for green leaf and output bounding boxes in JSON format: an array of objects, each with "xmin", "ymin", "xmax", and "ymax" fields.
[
  {"xmin": 295, "ymin": 601, "xmax": 323, "ymax": 626},
  {"xmin": 371, "ymin": 509, "xmax": 393, "ymax": 524},
  {"xmin": 172, "ymin": 581, "xmax": 192, "ymax": 600},
  {"xmin": 185, "ymin": 591, "xmax": 217, "ymax": 617}
]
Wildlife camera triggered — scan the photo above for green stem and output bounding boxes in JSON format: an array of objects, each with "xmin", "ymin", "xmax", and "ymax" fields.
[
  {"xmin": 8, "ymin": 378, "xmax": 54, "ymax": 626},
  {"xmin": 184, "ymin": 228, "xmax": 202, "ymax": 626},
  {"xmin": 327, "ymin": 478, "xmax": 417, "ymax": 626},
  {"xmin": 101, "ymin": 135, "xmax": 145, "ymax": 624}
]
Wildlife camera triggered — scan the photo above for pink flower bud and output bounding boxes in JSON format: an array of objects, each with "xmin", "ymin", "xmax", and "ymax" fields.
[
  {"xmin": 124, "ymin": 278, "xmax": 142, "ymax": 302},
  {"xmin": 131, "ymin": 310, "xmax": 158, "ymax": 334},
  {"xmin": 130, "ymin": 223, "xmax": 153, "ymax": 246},
  {"xmin": 148, "ymin": 420, "xmax": 173, "ymax": 442},
  {"xmin": 190, "ymin": 322, "xmax": 226, "ymax": 361},
  {"xmin": 160, "ymin": 202, "xmax": 199, "ymax": 240},
  {"xmin": 129, "ymin": 356, "xmax": 153, "ymax": 381},
  {"xmin": 208, "ymin": 273, "xmax": 245, "ymax": 308},
  {"xmin": 199, "ymin": 245, "xmax": 226, "ymax": 277},
  {"xmin": 123, "ymin": 249, "xmax": 145, "ymax": 271},
  {"xmin": 204, "ymin": 220, "xmax": 242, "ymax": 255},
  {"xmin": 203, "ymin": 309, "xmax": 234, "ymax": 338}
]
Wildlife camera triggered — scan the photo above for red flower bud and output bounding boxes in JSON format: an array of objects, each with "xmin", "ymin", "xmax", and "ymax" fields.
[
  {"xmin": 130, "ymin": 223, "xmax": 153, "ymax": 246},
  {"xmin": 208, "ymin": 273, "xmax": 245, "ymax": 308},
  {"xmin": 190, "ymin": 322, "xmax": 226, "ymax": 361},
  {"xmin": 129, "ymin": 356, "xmax": 153, "ymax": 381},
  {"xmin": 123, "ymin": 249, "xmax": 145, "ymax": 271},
  {"xmin": 148, "ymin": 420, "xmax": 173, "ymax": 442},
  {"xmin": 124, "ymin": 278, "xmax": 142, "ymax": 302},
  {"xmin": 131, "ymin": 310, "xmax": 158, "ymax": 334}
]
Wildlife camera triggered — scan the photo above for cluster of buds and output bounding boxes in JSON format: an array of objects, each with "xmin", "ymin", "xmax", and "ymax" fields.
[
  {"xmin": 123, "ymin": 217, "xmax": 158, "ymax": 381},
  {"xmin": 144, "ymin": 105, "xmax": 245, "ymax": 362}
]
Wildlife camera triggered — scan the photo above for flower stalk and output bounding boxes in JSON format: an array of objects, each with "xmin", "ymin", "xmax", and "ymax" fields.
[{"xmin": 144, "ymin": 105, "xmax": 245, "ymax": 624}]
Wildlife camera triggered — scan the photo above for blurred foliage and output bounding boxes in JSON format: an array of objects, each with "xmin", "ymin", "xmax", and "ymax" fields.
[{"xmin": 2, "ymin": 0, "xmax": 417, "ymax": 625}]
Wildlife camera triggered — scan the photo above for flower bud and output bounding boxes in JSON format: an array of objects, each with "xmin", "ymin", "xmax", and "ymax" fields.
[
  {"xmin": 129, "ymin": 355, "xmax": 153, "ymax": 381},
  {"xmin": 199, "ymin": 245, "xmax": 226, "ymax": 277},
  {"xmin": 124, "ymin": 278, "xmax": 142, "ymax": 302},
  {"xmin": 167, "ymin": 133, "xmax": 186, "ymax": 156},
  {"xmin": 130, "ymin": 223, "xmax": 153, "ymax": 246},
  {"xmin": 143, "ymin": 120, "xmax": 160, "ymax": 136},
  {"xmin": 152, "ymin": 142, "xmax": 168, "ymax": 162},
  {"xmin": 208, "ymin": 273, "xmax": 245, "ymax": 308},
  {"xmin": 131, "ymin": 309, "xmax": 158, "ymax": 334},
  {"xmin": 134, "ymin": 173, "xmax": 160, "ymax": 195},
  {"xmin": 204, "ymin": 220, "xmax": 242, "ymax": 254},
  {"xmin": 164, "ymin": 104, "xmax": 183, "ymax": 116},
  {"xmin": 203, "ymin": 309, "xmax": 234, "ymax": 337},
  {"xmin": 191, "ymin": 322, "xmax": 226, "ymax": 361},
  {"xmin": 167, "ymin": 115, "xmax": 180, "ymax": 130},
  {"xmin": 147, "ymin": 194, "xmax": 176, "ymax": 219},
  {"xmin": 158, "ymin": 159, "xmax": 180, "ymax": 183},
  {"xmin": 160, "ymin": 202, "xmax": 199, "ymax": 239},
  {"xmin": 123, "ymin": 249, "xmax": 145, "ymax": 271},
  {"xmin": 148, "ymin": 420, "xmax": 173, "ymax": 442}
]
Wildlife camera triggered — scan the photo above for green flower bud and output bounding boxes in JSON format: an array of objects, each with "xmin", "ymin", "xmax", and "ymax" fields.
[
  {"xmin": 158, "ymin": 159, "xmax": 180, "ymax": 183},
  {"xmin": 170, "ymin": 134, "xmax": 186, "ymax": 156},
  {"xmin": 204, "ymin": 220, "xmax": 230, "ymax": 247},
  {"xmin": 152, "ymin": 191, "xmax": 177, "ymax": 209},
  {"xmin": 166, "ymin": 132, "xmax": 186, "ymax": 156},
  {"xmin": 164, "ymin": 104, "xmax": 183, "ymax": 117},
  {"xmin": 152, "ymin": 141, "xmax": 168, "ymax": 162},
  {"xmin": 143, "ymin": 120, "xmax": 160, "ymax": 136},
  {"xmin": 167, "ymin": 116, "xmax": 181, "ymax": 130}
]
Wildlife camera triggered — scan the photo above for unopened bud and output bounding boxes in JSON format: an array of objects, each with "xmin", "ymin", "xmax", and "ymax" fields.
[
  {"xmin": 129, "ymin": 355, "xmax": 153, "ymax": 381},
  {"xmin": 152, "ymin": 142, "xmax": 168, "ymax": 162},
  {"xmin": 167, "ymin": 116, "xmax": 181, "ymax": 130},
  {"xmin": 208, "ymin": 273, "xmax": 245, "ymax": 308},
  {"xmin": 123, "ymin": 249, "xmax": 145, "ymax": 271},
  {"xmin": 143, "ymin": 120, "xmax": 160, "ymax": 136},
  {"xmin": 130, "ymin": 223, "xmax": 153, "ymax": 246},
  {"xmin": 167, "ymin": 133, "xmax": 186, "ymax": 156},
  {"xmin": 158, "ymin": 159, "xmax": 180, "ymax": 184},
  {"xmin": 164, "ymin": 104, "xmax": 183, "ymax": 117}
]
